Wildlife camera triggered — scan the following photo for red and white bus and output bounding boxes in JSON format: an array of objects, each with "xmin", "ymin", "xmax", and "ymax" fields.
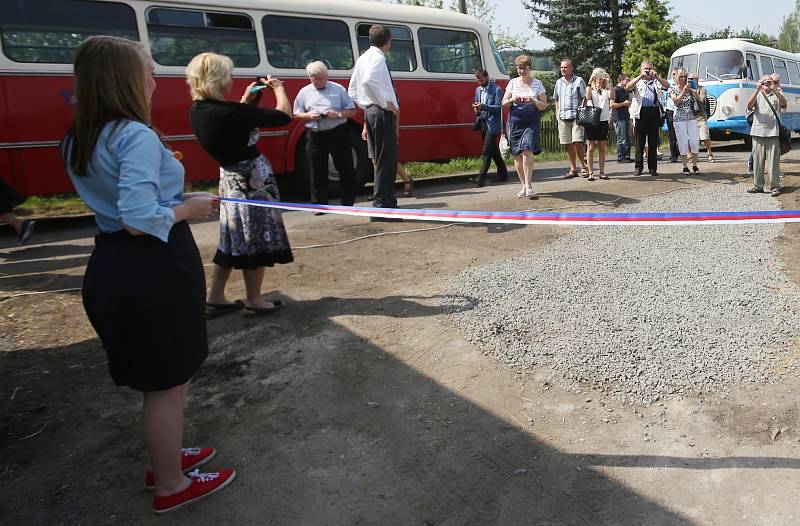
[{"xmin": 0, "ymin": 0, "xmax": 509, "ymax": 196}]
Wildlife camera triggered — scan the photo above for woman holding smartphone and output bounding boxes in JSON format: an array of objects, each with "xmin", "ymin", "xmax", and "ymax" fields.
[
  {"xmin": 502, "ymin": 55, "xmax": 547, "ymax": 198},
  {"xmin": 667, "ymin": 68, "xmax": 700, "ymax": 174},
  {"xmin": 187, "ymin": 52, "xmax": 294, "ymax": 315},
  {"xmin": 585, "ymin": 68, "xmax": 612, "ymax": 180}
]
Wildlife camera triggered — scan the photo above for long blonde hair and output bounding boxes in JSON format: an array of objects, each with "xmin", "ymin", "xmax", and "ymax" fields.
[
  {"xmin": 62, "ymin": 36, "xmax": 152, "ymax": 176},
  {"xmin": 588, "ymin": 67, "xmax": 610, "ymax": 90}
]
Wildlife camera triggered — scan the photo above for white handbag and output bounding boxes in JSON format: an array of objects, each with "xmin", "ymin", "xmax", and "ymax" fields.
[{"xmin": 499, "ymin": 134, "xmax": 510, "ymax": 156}]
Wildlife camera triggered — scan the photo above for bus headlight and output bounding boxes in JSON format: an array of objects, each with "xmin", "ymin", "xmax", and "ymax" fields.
[{"xmin": 721, "ymin": 105, "xmax": 733, "ymax": 116}]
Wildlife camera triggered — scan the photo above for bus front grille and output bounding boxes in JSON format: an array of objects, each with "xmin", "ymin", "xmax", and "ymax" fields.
[{"xmin": 708, "ymin": 95, "xmax": 717, "ymax": 117}]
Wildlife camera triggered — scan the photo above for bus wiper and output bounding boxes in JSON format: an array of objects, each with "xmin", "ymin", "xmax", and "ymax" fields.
[{"xmin": 706, "ymin": 69, "xmax": 722, "ymax": 82}]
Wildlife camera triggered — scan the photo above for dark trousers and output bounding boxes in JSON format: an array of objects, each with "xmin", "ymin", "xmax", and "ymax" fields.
[
  {"xmin": 479, "ymin": 121, "xmax": 507, "ymax": 179},
  {"xmin": 634, "ymin": 106, "xmax": 661, "ymax": 172},
  {"xmin": 306, "ymin": 124, "xmax": 356, "ymax": 206},
  {"xmin": 665, "ymin": 109, "xmax": 679, "ymax": 160},
  {"xmin": 365, "ymin": 105, "xmax": 397, "ymax": 208}
]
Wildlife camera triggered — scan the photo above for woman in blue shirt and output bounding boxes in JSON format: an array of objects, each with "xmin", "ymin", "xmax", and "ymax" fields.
[{"xmin": 62, "ymin": 36, "xmax": 234, "ymax": 513}]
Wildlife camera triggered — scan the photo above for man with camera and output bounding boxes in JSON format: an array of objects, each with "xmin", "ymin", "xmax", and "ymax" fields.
[
  {"xmin": 626, "ymin": 61, "xmax": 670, "ymax": 176},
  {"xmin": 746, "ymin": 74, "xmax": 788, "ymax": 197},
  {"xmin": 294, "ymin": 61, "xmax": 358, "ymax": 211}
]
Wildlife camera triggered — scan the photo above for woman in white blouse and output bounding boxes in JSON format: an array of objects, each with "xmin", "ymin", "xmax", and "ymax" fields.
[
  {"xmin": 585, "ymin": 68, "xmax": 612, "ymax": 180},
  {"xmin": 501, "ymin": 55, "xmax": 547, "ymax": 198}
]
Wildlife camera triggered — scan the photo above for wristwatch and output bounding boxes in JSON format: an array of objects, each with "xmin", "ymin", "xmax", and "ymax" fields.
[{"xmin": 336, "ymin": 111, "xmax": 343, "ymax": 119}]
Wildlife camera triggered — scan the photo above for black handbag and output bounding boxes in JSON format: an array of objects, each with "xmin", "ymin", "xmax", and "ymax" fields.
[
  {"xmin": 576, "ymin": 99, "xmax": 601, "ymax": 128},
  {"xmin": 761, "ymin": 93, "xmax": 792, "ymax": 155}
]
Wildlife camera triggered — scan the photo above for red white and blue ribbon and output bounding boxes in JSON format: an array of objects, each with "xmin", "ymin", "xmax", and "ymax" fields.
[{"xmin": 218, "ymin": 197, "xmax": 800, "ymax": 226}]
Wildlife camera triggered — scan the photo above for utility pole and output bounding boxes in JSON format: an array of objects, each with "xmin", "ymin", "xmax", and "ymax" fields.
[{"xmin": 458, "ymin": 0, "xmax": 467, "ymax": 14}]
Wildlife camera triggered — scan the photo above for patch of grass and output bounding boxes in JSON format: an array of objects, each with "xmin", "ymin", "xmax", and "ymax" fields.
[
  {"xmin": 16, "ymin": 194, "xmax": 90, "ymax": 217},
  {"xmin": 185, "ymin": 180, "xmax": 220, "ymax": 195}
]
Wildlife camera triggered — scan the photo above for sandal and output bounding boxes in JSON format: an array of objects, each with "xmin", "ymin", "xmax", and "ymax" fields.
[
  {"xmin": 708, "ymin": 155, "xmax": 716, "ymax": 163},
  {"xmin": 746, "ymin": 186, "xmax": 764, "ymax": 194},
  {"xmin": 563, "ymin": 170, "xmax": 578, "ymax": 179},
  {"xmin": 403, "ymin": 178, "xmax": 414, "ymax": 197},
  {"xmin": 599, "ymin": 173, "xmax": 609, "ymax": 180},
  {"xmin": 579, "ymin": 168, "xmax": 589, "ymax": 178},
  {"xmin": 587, "ymin": 172, "xmax": 595, "ymax": 181}
]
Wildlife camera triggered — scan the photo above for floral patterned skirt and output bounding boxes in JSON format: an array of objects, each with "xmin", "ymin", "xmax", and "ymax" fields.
[{"xmin": 213, "ymin": 154, "xmax": 294, "ymax": 270}]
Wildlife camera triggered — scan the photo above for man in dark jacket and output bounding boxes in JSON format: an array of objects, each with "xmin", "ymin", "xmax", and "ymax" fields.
[{"xmin": 472, "ymin": 68, "xmax": 508, "ymax": 187}]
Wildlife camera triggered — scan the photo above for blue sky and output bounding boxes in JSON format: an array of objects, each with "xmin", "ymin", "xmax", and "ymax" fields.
[{"xmin": 494, "ymin": 0, "xmax": 795, "ymax": 49}]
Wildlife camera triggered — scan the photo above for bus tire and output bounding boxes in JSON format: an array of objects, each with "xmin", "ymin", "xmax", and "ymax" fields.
[{"xmin": 291, "ymin": 126, "xmax": 373, "ymax": 200}]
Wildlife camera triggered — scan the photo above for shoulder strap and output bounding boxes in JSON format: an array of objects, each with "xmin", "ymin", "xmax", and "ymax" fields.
[{"xmin": 760, "ymin": 92, "xmax": 782, "ymax": 125}]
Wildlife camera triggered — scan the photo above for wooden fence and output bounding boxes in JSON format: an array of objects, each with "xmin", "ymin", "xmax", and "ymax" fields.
[{"xmin": 538, "ymin": 119, "xmax": 669, "ymax": 154}]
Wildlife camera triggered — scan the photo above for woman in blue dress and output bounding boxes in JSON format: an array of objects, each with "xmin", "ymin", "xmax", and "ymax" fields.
[{"xmin": 502, "ymin": 55, "xmax": 547, "ymax": 198}]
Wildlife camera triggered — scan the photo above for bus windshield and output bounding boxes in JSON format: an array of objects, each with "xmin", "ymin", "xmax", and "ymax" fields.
[
  {"xmin": 699, "ymin": 50, "xmax": 744, "ymax": 81},
  {"xmin": 488, "ymin": 32, "xmax": 506, "ymax": 75}
]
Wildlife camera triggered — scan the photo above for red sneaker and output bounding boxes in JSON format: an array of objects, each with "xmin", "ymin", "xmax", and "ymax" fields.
[
  {"xmin": 144, "ymin": 447, "xmax": 216, "ymax": 490},
  {"xmin": 152, "ymin": 468, "xmax": 236, "ymax": 514}
]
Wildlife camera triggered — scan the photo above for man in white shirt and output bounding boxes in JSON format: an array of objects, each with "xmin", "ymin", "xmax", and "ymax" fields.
[
  {"xmin": 294, "ymin": 61, "xmax": 357, "ymax": 210},
  {"xmin": 348, "ymin": 25, "xmax": 401, "ymax": 219}
]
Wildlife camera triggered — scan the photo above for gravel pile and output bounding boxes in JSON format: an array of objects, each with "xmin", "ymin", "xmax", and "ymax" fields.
[{"xmin": 444, "ymin": 183, "xmax": 800, "ymax": 404}]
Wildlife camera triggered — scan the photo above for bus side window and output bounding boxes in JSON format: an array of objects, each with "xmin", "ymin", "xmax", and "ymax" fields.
[
  {"xmin": 773, "ymin": 58, "xmax": 790, "ymax": 84},
  {"xmin": 146, "ymin": 8, "xmax": 259, "ymax": 67},
  {"xmin": 0, "ymin": 0, "xmax": 138, "ymax": 64},
  {"xmin": 262, "ymin": 16, "xmax": 353, "ymax": 70},
  {"xmin": 356, "ymin": 23, "xmax": 417, "ymax": 72},
  {"xmin": 760, "ymin": 56, "xmax": 775, "ymax": 76},
  {"xmin": 746, "ymin": 53, "xmax": 759, "ymax": 81},
  {"xmin": 419, "ymin": 28, "xmax": 482, "ymax": 74},
  {"xmin": 789, "ymin": 62, "xmax": 800, "ymax": 85}
]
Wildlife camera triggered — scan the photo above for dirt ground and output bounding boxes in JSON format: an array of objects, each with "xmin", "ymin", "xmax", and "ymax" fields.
[{"xmin": 2, "ymin": 144, "xmax": 800, "ymax": 525}]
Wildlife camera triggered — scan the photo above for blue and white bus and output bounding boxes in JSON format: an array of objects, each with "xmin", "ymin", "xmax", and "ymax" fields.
[{"xmin": 670, "ymin": 39, "xmax": 800, "ymax": 142}]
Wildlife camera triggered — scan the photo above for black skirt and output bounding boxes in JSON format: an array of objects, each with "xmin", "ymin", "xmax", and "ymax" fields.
[
  {"xmin": 586, "ymin": 121, "xmax": 610, "ymax": 141},
  {"xmin": 82, "ymin": 221, "xmax": 208, "ymax": 392}
]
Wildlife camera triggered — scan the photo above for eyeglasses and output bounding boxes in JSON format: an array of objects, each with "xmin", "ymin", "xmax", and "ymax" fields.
[
  {"xmin": 678, "ymin": 75, "xmax": 687, "ymax": 79},
  {"xmin": 764, "ymin": 80, "xmax": 774, "ymax": 84},
  {"xmin": 517, "ymin": 65, "xmax": 530, "ymax": 70}
]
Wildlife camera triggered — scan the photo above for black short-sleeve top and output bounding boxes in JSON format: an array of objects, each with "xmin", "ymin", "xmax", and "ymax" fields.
[{"xmin": 189, "ymin": 100, "xmax": 292, "ymax": 166}]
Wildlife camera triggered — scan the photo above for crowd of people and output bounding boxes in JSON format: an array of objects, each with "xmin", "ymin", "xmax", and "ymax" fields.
[
  {"xmin": 35, "ymin": 24, "xmax": 789, "ymax": 516},
  {"xmin": 471, "ymin": 57, "xmax": 787, "ymax": 199}
]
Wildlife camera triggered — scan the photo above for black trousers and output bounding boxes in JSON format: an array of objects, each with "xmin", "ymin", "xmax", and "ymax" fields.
[
  {"xmin": 365, "ymin": 105, "xmax": 397, "ymax": 208},
  {"xmin": 634, "ymin": 106, "xmax": 661, "ymax": 172},
  {"xmin": 665, "ymin": 109, "xmax": 679, "ymax": 160},
  {"xmin": 306, "ymin": 124, "xmax": 357, "ymax": 206},
  {"xmin": 479, "ymin": 121, "xmax": 507, "ymax": 178}
]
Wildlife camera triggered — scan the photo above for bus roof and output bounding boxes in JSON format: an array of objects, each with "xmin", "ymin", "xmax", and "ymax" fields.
[
  {"xmin": 151, "ymin": 0, "xmax": 486, "ymax": 30},
  {"xmin": 672, "ymin": 38, "xmax": 797, "ymax": 61}
]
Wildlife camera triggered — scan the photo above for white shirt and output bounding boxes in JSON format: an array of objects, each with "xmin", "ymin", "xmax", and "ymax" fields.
[
  {"xmin": 293, "ymin": 81, "xmax": 354, "ymax": 131},
  {"xmin": 348, "ymin": 46, "xmax": 399, "ymax": 111},
  {"xmin": 589, "ymin": 89, "xmax": 611, "ymax": 121}
]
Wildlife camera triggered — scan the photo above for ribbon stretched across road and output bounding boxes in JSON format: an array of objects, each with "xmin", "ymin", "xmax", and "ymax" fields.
[{"xmin": 217, "ymin": 197, "xmax": 800, "ymax": 226}]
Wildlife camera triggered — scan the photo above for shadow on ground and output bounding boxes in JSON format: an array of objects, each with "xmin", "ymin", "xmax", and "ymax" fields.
[{"xmin": 4, "ymin": 292, "xmax": 798, "ymax": 525}]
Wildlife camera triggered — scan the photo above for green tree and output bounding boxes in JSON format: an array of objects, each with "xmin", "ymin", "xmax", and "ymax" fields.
[
  {"xmin": 621, "ymin": 0, "xmax": 675, "ymax": 77},
  {"xmin": 522, "ymin": 0, "xmax": 634, "ymax": 78},
  {"xmin": 674, "ymin": 26, "xmax": 775, "ymax": 53},
  {"xmin": 448, "ymin": 0, "xmax": 528, "ymax": 52},
  {"xmin": 777, "ymin": 1, "xmax": 800, "ymax": 52}
]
